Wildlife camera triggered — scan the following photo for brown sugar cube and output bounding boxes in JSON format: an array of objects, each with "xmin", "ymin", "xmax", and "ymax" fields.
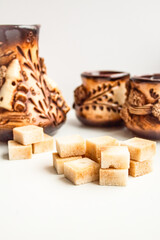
[
  {"xmin": 53, "ymin": 153, "xmax": 82, "ymax": 174},
  {"xmin": 64, "ymin": 158, "xmax": 99, "ymax": 185},
  {"xmin": 101, "ymin": 146, "xmax": 130, "ymax": 169},
  {"xmin": 129, "ymin": 159, "xmax": 153, "ymax": 177},
  {"xmin": 32, "ymin": 134, "xmax": 54, "ymax": 154},
  {"xmin": 121, "ymin": 137, "xmax": 156, "ymax": 162},
  {"xmin": 86, "ymin": 136, "xmax": 119, "ymax": 163},
  {"xmin": 13, "ymin": 125, "xmax": 44, "ymax": 145},
  {"xmin": 56, "ymin": 135, "xmax": 85, "ymax": 158},
  {"xmin": 8, "ymin": 140, "xmax": 32, "ymax": 160},
  {"xmin": 99, "ymin": 169, "xmax": 128, "ymax": 186}
]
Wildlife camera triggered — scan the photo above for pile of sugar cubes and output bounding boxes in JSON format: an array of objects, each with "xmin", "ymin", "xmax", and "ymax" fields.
[
  {"xmin": 122, "ymin": 138, "xmax": 156, "ymax": 177},
  {"xmin": 7, "ymin": 124, "xmax": 157, "ymax": 186},
  {"xmin": 54, "ymin": 135, "xmax": 156, "ymax": 186},
  {"xmin": 8, "ymin": 125, "xmax": 54, "ymax": 160}
]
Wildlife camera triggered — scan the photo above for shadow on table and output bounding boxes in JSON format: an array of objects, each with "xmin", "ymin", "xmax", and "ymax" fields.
[
  {"xmin": 44, "ymin": 165, "xmax": 57, "ymax": 175},
  {"xmin": 0, "ymin": 153, "xmax": 9, "ymax": 161},
  {"xmin": 59, "ymin": 176, "xmax": 72, "ymax": 185},
  {"xmin": 67, "ymin": 117, "xmax": 134, "ymax": 139},
  {"xmin": 44, "ymin": 166, "xmax": 72, "ymax": 185}
]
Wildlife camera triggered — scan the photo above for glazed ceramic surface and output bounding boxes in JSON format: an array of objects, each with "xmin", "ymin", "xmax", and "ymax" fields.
[
  {"xmin": 120, "ymin": 74, "xmax": 160, "ymax": 139},
  {"xmin": 0, "ymin": 25, "xmax": 69, "ymax": 141},
  {"xmin": 73, "ymin": 71, "xmax": 129, "ymax": 126}
]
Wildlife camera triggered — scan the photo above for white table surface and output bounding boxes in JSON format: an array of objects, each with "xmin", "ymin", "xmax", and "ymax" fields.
[{"xmin": 0, "ymin": 110, "xmax": 160, "ymax": 240}]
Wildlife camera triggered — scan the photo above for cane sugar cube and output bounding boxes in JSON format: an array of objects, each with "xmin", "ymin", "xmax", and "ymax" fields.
[
  {"xmin": 121, "ymin": 137, "xmax": 156, "ymax": 162},
  {"xmin": 99, "ymin": 169, "xmax": 128, "ymax": 186},
  {"xmin": 13, "ymin": 125, "xmax": 44, "ymax": 145},
  {"xmin": 32, "ymin": 134, "xmax": 54, "ymax": 154},
  {"xmin": 56, "ymin": 135, "xmax": 85, "ymax": 158},
  {"xmin": 53, "ymin": 153, "xmax": 82, "ymax": 174},
  {"xmin": 8, "ymin": 140, "xmax": 32, "ymax": 160},
  {"xmin": 64, "ymin": 158, "xmax": 99, "ymax": 185},
  {"xmin": 129, "ymin": 159, "xmax": 153, "ymax": 177},
  {"xmin": 86, "ymin": 136, "xmax": 119, "ymax": 163},
  {"xmin": 101, "ymin": 146, "xmax": 130, "ymax": 169}
]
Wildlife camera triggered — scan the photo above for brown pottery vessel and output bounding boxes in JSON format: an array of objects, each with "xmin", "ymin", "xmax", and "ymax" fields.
[
  {"xmin": 73, "ymin": 71, "xmax": 130, "ymax": 126},
  {"xmin": 0, "ymin": 25, "xmax": 70, "ymax": 141},
  {"xmin": 120, "ymin": 74, "xmax": 160, "ymax": 139}
]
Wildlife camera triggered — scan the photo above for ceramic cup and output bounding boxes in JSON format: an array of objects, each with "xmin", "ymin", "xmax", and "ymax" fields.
[
  {"xmin": 0, "ymin": 25, "xmax": 69, "ymax": 141},
  {"xmin": 73, "ymin": 71, "xmax": 130, "ymax": 126},
  {"xmin": 120, "ymin": 74, "xmax": 160, "ymax": 139}
]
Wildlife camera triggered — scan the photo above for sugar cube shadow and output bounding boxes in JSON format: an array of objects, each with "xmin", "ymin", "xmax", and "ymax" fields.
[
  {"xmin": 44, "ymin": 165, "xmax": 57, "ymax": 175},
  {"xmin": 1, "ymin": 153, "xmax": 9, "ymax": 161},
  {"xmin": 59, "ymin": 176, "xmax": 73, "ymax": 185}
]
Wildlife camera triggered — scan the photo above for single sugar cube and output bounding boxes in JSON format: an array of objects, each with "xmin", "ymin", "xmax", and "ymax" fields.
[
  {"xmin": 8, "ymin": 140, "xmax": 32, "ymax": 160},
  {"xmin": 56, "ymin": 135, "xmax": 85, "ymax": 158},
  {"xmin": 129, "ymin": 159, "xmax": 153, "ymax": 177},
  {"xmin": 101, "ymin": 146, "xmax": 130, "ymax": 169},
  {"xmin": 86, "ymin": 136, "xmax": 119, "ymax": 163},
  {"xmin": 13, "ymin": 125, "xmax": 44, "ymax": 145},
  {"xmin": 64, "ymin": 158, "xmax": 99, "ymax": 185},
  {"xmin": 121, "ymin": 137, "xmax": 156, "ymax": 162},
  {"xmin": 53, "ymin": 153, "xmax": 82, "ymax": 174},
  {"xmin": 99, "ymin": 169, "xmax": 128, "ymax": 186},
  {"xmin": 32, "ymin": 134, "xmax": 54, "ymax": 154}
]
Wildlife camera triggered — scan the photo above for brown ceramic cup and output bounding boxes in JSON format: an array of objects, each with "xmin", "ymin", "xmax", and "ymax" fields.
[
  {"xmin": 73, "ymin": 71, "xmax": 130, "ymax": 126},
  {"xmin": 0, "ymin": 25, "xmax": 69, "ymax": 141},
  {"xmin": 120, "ymin": 74, "xmax": 160, "ymax": 139}
]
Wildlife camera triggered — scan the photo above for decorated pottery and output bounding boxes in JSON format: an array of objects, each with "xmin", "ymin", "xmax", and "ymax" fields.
[
  {"xmin": 120, "ymin": 74, "xmax": 160, "ymax": 139},
  {"xmin": 73, "ymin": 71, "xmax": 130, "ymax": 126},
  {"xmin": 0, "ymin": 25, "xmax": 70, "ymax": 141}
]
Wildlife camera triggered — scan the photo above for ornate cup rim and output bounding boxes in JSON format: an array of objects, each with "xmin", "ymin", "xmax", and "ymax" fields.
[
  {"xmin": 131, "ymin": 74, "xmax": 160, "ymax": 83},
  {"xmin": 81, "ymin": 70, "xmax": 130, "ymax": 81},
  {"xmin": 0, "ymin": 24, "xmax": 40, "ymax": 30}
]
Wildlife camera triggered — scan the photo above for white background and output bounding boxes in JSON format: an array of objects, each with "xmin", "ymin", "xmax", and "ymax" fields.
[
  {"xmin": 0, "ymin": 0, "xmax": 160, "ymax": 239},
  {"xmin": 1, "ymin": 0, "xmax": 160, "ymax": 104}
]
